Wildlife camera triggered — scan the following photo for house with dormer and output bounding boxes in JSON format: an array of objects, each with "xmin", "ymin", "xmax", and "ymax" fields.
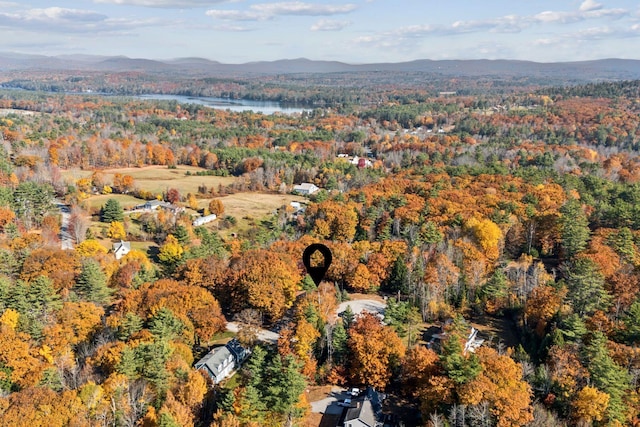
[{"xmin": 194, "ymin": 339, "xmax": 250, "ymax": 384}]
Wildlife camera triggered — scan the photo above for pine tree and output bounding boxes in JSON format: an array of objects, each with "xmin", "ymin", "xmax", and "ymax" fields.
[
  {"xmin": 149, "ymin": 307, "xmax": 184, "ymax": 341},
  {"xmin": 561, "ymin": 258, "xmax": 611, "ymax": 316},
  {"xmin": 75, "ymin": 259, "xmax": 112, "ymax": 305},
  {"xmin": 559, "ymin": 199, "xmax": 590, "ymax": 259},
  {"xmin": 100, "ymin": 198, "xmax": 124, "ymax": 223}
]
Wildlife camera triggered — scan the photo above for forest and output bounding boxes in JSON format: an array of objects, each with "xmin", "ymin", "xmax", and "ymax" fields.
[{"xmin": 0, "ymin": 74, "xmax": 639, "ymax": 427}]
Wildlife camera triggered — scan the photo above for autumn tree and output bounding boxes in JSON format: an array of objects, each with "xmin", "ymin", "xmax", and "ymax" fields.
[
  {"xmin": 208, "ymin": 199, "xmax": 225, "ymax": 216},
  {"xmin": 225, "ymin": 249, "xmax": 301, "ymax": 321},
  {"xmin": 347, "ymin": 312, "xmax": 406, "ymax": 389}
]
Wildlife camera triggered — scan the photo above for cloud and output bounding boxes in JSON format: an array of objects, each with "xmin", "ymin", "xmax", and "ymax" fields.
[
  {"xmin": 0, "ymin": 7, "xmax": 160, "ymax": 34},
  {"xmin": 579, "ymin": 0, "xmax": 602, "ymax": 12},
  {"xmin": 94, "ymin": 0, "xmax": 229, "ymax": 8},
  {"xmin": 207, "ymin": 1, "xmax": 356, "ymax": 22},
  {"xmin": 205, "ymin": 9, "xmax": 266, "ymax": 21},
  {"xmin": 251, "ymin": 2, "xmax": 356, "ymax": 16},
  {"xmin": 310, "ymin": 19, "xmax": 350, "ymax": 31}
]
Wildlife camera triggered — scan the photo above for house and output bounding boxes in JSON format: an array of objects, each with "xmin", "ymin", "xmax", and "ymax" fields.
[
  {"xmin": 138, "ymin": 200, "xmax": 185, "ymax": 215},
  {"xmin": 193, "ymin": 214, "xmax": 217, "ymax": 227},
  {"xmin": 112, "ymin": 240, "xmax": 131, "ymax": 260},
  {"xmin": 293, "ymin": 183, "xmax": 320, "ymax": 195},
  {"xmin": 428, "ymin": 324, "xmax": 484, "ymax": 354},
  {"xmin": 194, "ymin": 339, "xmax": 250, "ymax": 384},
  {"xmin": 343, "ymin": 387, "xmax": 384, "ymax": 427}
]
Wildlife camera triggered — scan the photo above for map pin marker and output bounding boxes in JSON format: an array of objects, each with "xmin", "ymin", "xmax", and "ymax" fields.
[{"xmin": 303, "ymin": 243, "xmax": 332, "ymax": 286}]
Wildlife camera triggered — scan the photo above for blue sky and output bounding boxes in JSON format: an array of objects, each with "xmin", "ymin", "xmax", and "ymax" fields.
[{"xmin": 1, "ymin": 0, "xmax": 639, "ymax": 64}]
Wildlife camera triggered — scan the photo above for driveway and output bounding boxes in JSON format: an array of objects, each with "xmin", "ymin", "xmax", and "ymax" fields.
[
  {"xmin": 310, "ymin": 387, "xmax": 351, "ymax": 415},
  {"xmin": 226, "ymin": 321, "xmax": 279, "ymax": 343},
  {"xmin": 335, "ymin": 298, "xmax": 386, "ymax": 320}
]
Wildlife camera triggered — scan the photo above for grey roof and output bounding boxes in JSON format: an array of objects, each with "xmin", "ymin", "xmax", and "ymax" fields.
[
  {"xmin": 345, "ymin": 400, "xmax": 377, "ymax": 427},
  {"xmin": 113, "ymin": 240, "xmax": 131, "ymax": 251},
  {"xmin": 194, "ymin": 346, "xmax": 233, "ymax": 378}
]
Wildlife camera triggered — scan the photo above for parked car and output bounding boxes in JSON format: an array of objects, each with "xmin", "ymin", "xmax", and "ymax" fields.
[
  {"xmin": 348, "ymin": 387, "xmax": 361, "ymax": 397},
  {"xmin": 337, "ymin": 398, "xmax": 352, "ymax": 407}
]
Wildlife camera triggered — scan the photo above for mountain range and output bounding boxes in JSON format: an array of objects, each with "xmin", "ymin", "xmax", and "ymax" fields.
[{"xmin": 2, "ymin": 53, "xmax": 640, "ymax": 81}]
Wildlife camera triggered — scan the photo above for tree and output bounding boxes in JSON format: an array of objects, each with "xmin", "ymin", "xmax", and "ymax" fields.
[
  {"xmin": 107, "ymin": 221, "xmax": 126, "ymax": 239},
  {"xmin": 68, "ymin": 205, "xmax": 90, "ymax": 244},
  {"xmin": 74, "ymin": 259, "xmax": 112, "ymax": 305},
  {"xmin": 561, "ymin": 257, "xmax": 610, "ymax": 316},
  {"xmin": 572, "ymin": 386, "xmax": 609, "ymax": 425},
  {"xmin": 208, "ymin": 199, "xmax": 225, "ymax": 216},
  {"xmin": 347, "ymin": 312, "xmax": 406, "ymax": 389},
  {"xmin": 582, "ymin": 331, "xmax": 631, "ymax": 423},
  {"xmin": 559, "ymin": 199, "xmax": 590, "ymax": 259},
  {"xmin": 264, "ymin": 354, "xmax": 307, "ymax": 427},
  {"xmin": 100, "ymin": 198, "xmax": 124, "ymax": 223},
  {"xmin": 158, "ymin": 235, "xmax": 184, "ymax": 274},
  {"xmin": 12, "ymin": 181, "xmax": 54, "ymax": 228},
  {"xmin": 166, "ymin": 188, "xmax": 180, "ymax": 204}
]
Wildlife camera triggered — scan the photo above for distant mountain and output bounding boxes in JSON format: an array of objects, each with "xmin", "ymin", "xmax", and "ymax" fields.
[{"xmin": 1, "ymin": 52, "xmax": 640, "ymax": 81}]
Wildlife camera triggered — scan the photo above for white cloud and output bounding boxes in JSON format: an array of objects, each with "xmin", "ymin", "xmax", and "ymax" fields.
[
  {"xmin": 251, "ymin": 2, "xmax": 356, "ymax": 16},
  {"xmin": 207, "ymin": 1, "xmax": 356, "ymax": 22},
  {"xmin": 310, "ymin": 19, "xmax": 350, "ymax": 31},
  {"xmin": 0, "ymin": 7, "xmax": 161, "ymax": 33},
  {"xmin": 94, "ymin": 0, "xmax": 229, "ymax": 7},
  {"xmin": 205, "ymin": 9, "xmax": 266, "ymax": 21},
  {"xmin": 579, "ymin": 0, "xmax": 602, "ymax": 12}
]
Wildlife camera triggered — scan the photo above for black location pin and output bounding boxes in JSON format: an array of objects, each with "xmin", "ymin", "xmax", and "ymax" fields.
[{"xmin": 302, "ymin": 243, "xmax": 332, "ymax": 286}]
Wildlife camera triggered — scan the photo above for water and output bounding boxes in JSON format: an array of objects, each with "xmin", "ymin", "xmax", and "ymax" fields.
[{"xmin": 136, "ymin": 94, "xmax": 309, "ymax": 115}]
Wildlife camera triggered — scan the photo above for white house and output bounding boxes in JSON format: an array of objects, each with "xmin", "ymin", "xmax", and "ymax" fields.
[
  {"xmin": 293, "ymin": 183, "xmax": 320, "ymax": 195},
  {"xmin": 194, "ymin": 339, "xmax": 250, "ymax": 384},
  {"xmin": 112, "ymin": 240, "xmax": 131, "ymax": 260},
  {"xmin": 192, "ymin": 214, "xmax": 217, "ymax": 227}
]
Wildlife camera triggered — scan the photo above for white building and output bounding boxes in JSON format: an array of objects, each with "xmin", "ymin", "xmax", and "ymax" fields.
[
  {"xmin": 192, "ymin": 214, "xmax": 217, "ymax": 226},
  {"xmin": 112, "ymin": 240, "xmax": 131, "ymax": 260},
  {"xmin": 293, "ymin": 183, "xmax": 320, "ymax": 195}
]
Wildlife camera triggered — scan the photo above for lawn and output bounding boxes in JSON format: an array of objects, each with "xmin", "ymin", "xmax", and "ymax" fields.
[
  {"xmin": 62, "ymin": 165, "xmax": 237, "ymax": 196},
  {"xmin": 201, "ymin": 192, "xmax": 306, "ymax": 233}
]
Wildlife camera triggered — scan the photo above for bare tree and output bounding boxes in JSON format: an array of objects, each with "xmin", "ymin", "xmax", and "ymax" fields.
[{"xmin": 68, "ymin": 205, "xmax": 90, "ymax": 244}]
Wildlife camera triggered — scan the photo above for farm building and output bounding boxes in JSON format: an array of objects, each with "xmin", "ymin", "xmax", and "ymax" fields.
[
  {"xmin": 192, "ymin": 214, "xmax": 217, "ymax": 226},
  {"xmin": 293, "ymin": 182, "xmax": 319, "ymax": 195}
]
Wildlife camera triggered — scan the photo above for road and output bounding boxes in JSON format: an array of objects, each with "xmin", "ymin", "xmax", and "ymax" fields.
[{"xmin": 56, "ymin": 202, "xmax": 74, "ymax": 250}]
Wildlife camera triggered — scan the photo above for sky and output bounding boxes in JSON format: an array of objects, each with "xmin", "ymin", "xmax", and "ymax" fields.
[{"xmin": 1, "ymin": 0, "xmax": 639, "ymax": 64}]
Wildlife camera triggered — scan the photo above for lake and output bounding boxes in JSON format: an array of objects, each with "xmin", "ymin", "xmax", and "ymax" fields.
[{"xmin": 136, "ymin": 94, "xmax": 309, "ymax": 115}]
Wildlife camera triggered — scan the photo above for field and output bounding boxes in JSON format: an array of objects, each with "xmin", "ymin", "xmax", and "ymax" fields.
[
  {"xmin": 62, "ymin": 165, "xmax": 237, "ymax": 196},
  {"xmin": 65, "ymin": 165, "xmax": 307, "ymax": 242}
]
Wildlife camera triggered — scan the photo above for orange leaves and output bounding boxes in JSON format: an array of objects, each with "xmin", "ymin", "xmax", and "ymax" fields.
[
  {"xmin": 347, "ymin": 312, "xmax": 405, "ymax": 389},
  {"xmin": 226, "ymin": 249, "xmax": 301, "ymax": 321},
  {"xmin": 525, "ymin": 285, "xmax": 567, "ymax": 336},
  {"xmin": 462, "ymin": 347, "xmax": 533, "ymax": 427},
  {"xmin": 573, "ymin": 386, "xmax": 610, "ymax": 424}
]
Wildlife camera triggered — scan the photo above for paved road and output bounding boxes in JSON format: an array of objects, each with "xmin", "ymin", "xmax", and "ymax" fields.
[
  {"xmin": 56, "ymin": 202, "xmax": 74, "ymax": 250},
  {"xmin": 226, "ymin": 321, "xmax": 279, "ymax": 343}
]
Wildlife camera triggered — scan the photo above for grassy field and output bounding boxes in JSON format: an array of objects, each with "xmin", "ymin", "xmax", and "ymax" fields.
[
  {"xmin": 68, "ymin": 165, "xmax": 308, "ymax": 240},
  {"xmin": 205, "ymin": 192, "xmax": 306, "ymax": 233},
  {"xmin": 62, "ymin": 165, "xmax": 237, "ymax": 196}
]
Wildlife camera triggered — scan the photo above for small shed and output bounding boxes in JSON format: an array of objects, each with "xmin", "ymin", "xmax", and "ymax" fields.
[
  {"xmin": 112, "ymin": 240, "xmax": 131, "ymax": 260},
  {"xmin": 293, "ymin": 183, "xmax": 320, "ymax": 195}
]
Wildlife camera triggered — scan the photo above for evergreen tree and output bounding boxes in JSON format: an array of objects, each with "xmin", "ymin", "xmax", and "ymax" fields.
[
  {"xmin": 172, "ymin": 225, "xmax": 190, "ymax": 246},
  {"xmin": 265, "ymin": 354, "xmax": 307, "ymax": 426},
  {"xmin": 74, "ymin": 259, "xmax": 112, "ymax": 305},
  {"xmin": 342, "ymin": 305, "xmax": 355, "ymax": 329},
  {"xmin": 387, "ymin": 256, "xmax": 409, "ymax": 294},
  {"xmin": 118, "ymin": 312, "xmax": 144, "ymax": 340},
  {"xmin": 148, "ymin": 307, "xmax": 184, "ymax": 341},
  {"xmin": 559, "ymin": 199, "xmax": 590, "ymax": 259},
  {"xmin": 583, "ymin": 331, "xmax": 631, "ymax": 423},
  {"xmin": 100, "ymin": 198, "xmax": 124, "ymax": 223},
  {"xmin": 561, "ymin": 258, "xmax": 611, "ymax": 316},
  {"xmin": 331, "ymin": 322, "xmax": 348, "ymax": 364}
]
